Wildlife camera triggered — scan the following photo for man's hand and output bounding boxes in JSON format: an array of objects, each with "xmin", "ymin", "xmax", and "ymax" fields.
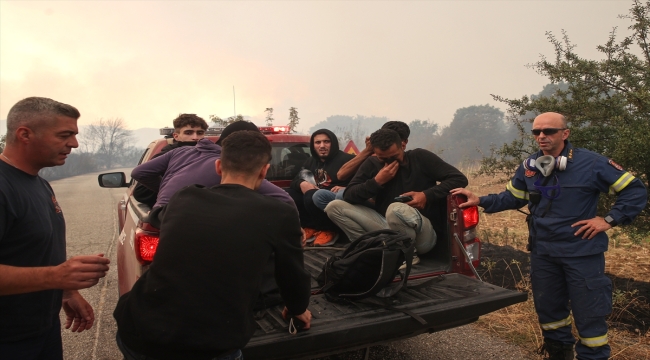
[
  {"xmin": 362, "ymin": 136, "xmax": 372, "ymax": 154},
  {"xmin": 54, "ymin": 254, "xmax": 110, "ymax": 290},
  {"xmin": 62, "ymin": 290, "xmax": 95, "ymax": 332},
  {"xmin": 330, "ymin": 186, "xmax": 345, "ymax": 193},
  {"xmin": 572, "ymin": 216, "xmax": 611, "ymax": 239},
  {"xmin": 300, "ymin": 228, "xmax": 307, "ymax": 248},
  {"xmin": 450, "ymin": 188, "xmax": 480, "ymax": 208},
  {"xmin": 282, "ymin": 307, "xmax": 312, "ymax": 330},
  {"xmin": 402, "ymin": 191, "xmax": 427, "ymax": 210},
  {"xmin": 299, "ymin": 181, "xmax": 318, "ymax": 194},
  {"xmin": 375, "ymin": 161, "xmax": 399, "ymax": 186}
]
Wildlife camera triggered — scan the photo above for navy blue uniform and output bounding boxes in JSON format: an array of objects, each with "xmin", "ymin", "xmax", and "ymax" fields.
[{"xmin": 479, "ymin": 141, "xmax": 647, "ymax": 360}]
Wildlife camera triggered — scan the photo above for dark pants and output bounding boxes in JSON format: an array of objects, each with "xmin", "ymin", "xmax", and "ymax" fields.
[
  {"xmin": 531, "ymin": 252, "xmax": 611, "ymax": 360},
  {"xmin": 286, "ymin": 188, "xmax": 338, "ymax": 231},
  {"xmin": 116, "ymin": 332, "xmax": 243, "ymax": 360},
  {"xmin": 0, "ymin": 317, "xmax": 63, "ymax": 360}
]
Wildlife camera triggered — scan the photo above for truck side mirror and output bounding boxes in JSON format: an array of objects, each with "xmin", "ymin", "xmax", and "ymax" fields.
[{"xmin": 98, "ymin": 172, "xmax": 128, "ymax": 188}]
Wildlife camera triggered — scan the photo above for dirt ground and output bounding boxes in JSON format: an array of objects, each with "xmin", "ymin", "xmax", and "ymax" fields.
[{"xmin": 464, "ymin": 173, "xmax": 650, "ymax": 359}]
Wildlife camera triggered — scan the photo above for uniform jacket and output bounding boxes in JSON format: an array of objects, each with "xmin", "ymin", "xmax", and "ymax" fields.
[{"xmin": 480, "ymin": 141, "xmax": 647, "ymax": 257}]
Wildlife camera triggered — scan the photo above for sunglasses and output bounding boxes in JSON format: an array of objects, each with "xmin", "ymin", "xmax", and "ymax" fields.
[{"xmin": 531, "ymin": 128, "xmax": 566, "ymax": 136}]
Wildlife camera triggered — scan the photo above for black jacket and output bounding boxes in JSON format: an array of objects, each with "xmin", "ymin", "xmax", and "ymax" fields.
[
  {"xmin": 344, "ymin": 148, "xmax": 468, "ymax": 221},
  {"xmin": 114, "ymin": 184, "xmax": 310, "ymax": 360},
  {"xmin": 290, "ymin": 129, "xmax": 354, "ymax": 192}
]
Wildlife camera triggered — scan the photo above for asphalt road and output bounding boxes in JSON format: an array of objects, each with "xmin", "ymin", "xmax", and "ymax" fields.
[{"xmin": 52, "ymin": 170, "xmax": 533, "ymax": 360}]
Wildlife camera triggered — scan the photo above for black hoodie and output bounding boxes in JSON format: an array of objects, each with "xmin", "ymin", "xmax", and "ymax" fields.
[{"xmin": 290, "ymin": 129, "xmax": 354, "ymax": 191}]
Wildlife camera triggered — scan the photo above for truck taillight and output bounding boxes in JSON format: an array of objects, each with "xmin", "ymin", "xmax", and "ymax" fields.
[
  {"xmin": 463, "ymin": 206, "xmax": 479, "ymax": 229},
  {"xmin": 134, "ymin": 230, "xmax": 159, "ymax": 265}
]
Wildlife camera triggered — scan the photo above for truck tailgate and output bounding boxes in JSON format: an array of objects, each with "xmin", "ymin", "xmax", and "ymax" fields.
[{"xmin": 244, "ymin": 273, "xmax": 527, "ymax": 359}]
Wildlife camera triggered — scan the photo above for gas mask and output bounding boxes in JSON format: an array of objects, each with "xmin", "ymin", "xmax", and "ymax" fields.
[
  {"xmin": 524, "ymin": 155, "xmax": 565, "ymax": 203},
  {"xmin": 523, "ymin": 155, "xmax": 567, "ymax": 177}
]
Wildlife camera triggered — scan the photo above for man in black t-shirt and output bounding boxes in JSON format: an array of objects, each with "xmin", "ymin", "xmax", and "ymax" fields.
[
  {"xmin": 0, "ymin": 97, "xmax": 111, "ymax": 360},
  {"xmin": 114, "ymin": 130, "xmax": 311, "ymax": 360}
]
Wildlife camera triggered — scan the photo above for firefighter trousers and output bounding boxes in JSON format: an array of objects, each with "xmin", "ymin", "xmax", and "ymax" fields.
[{"xmin": 531, "ymin": 252, "xmax": 612, "ymax": 360}]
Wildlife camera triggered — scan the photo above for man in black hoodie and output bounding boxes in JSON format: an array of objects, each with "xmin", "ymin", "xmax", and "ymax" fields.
[{"xmin": 288, "ymin": 129, "xmax": 354, "ymax": 246}]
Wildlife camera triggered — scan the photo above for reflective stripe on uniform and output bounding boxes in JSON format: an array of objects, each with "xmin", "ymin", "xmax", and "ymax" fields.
[
  {"xmin": 579, "ymin": 333, "xmax": 608, "ymax": 347},
  {"xmin": 609, "ymin": 172, "xmax": 635, "ymax": 195},
  {"xmin": 540, "ymin": 315, "xmax": 572, "ymax": 330},
  {"xmin": 506, "ymin": 180, "xmax": 529, "ymax": 200}
]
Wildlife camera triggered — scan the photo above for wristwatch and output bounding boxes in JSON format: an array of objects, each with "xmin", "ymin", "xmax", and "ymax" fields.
[{"xmin": 604, "ymin": 215, "xmax": 618, "ymax": 227}]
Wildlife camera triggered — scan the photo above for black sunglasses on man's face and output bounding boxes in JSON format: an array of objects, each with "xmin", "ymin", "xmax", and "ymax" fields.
[{"xmin": 531, "ymin": 128, "xmax": 566, "ymax": 136}]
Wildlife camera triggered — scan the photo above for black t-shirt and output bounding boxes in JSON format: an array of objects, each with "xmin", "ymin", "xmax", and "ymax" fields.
[
  {"xmin": 0, "ymin": 161, "xmax": 66, "ymax": 342},
  {"xmin": 114, "ymin": 184, "xmax": 310, "ymax": 360}
]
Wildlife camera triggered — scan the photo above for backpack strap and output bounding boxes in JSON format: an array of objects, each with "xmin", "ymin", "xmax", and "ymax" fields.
[{"xmin": 376, "ymin": 236, "xmax": 415, "ymax": 298}]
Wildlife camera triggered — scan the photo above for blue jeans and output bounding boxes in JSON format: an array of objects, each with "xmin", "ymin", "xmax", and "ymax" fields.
[
  {"xmin": 116, "ymin": 332, "xmax": 243, "ymax": 360},
  {"xmin": 312, "ymin": 189, "xmax": 345, "ymax": 210}
]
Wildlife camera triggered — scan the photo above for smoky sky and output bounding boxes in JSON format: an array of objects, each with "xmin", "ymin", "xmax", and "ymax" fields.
[{"xmin": 0, "ymin": 1, "xmax": 632, "ymax": 132}]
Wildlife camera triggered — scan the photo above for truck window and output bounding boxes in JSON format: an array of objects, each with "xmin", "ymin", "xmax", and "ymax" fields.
[{"xmin": 267, "ymin": 142, "xmax": 311, "ymax": 181}]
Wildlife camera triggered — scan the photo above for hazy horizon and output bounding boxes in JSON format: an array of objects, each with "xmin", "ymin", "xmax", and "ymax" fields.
[{"xmin": 1, "ymin": 1, "xmax": 634, "ymax": 133}]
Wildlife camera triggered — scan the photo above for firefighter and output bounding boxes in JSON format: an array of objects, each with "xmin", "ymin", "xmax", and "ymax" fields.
[{"xmin": 451, "ymin": 112, "xmax": 647, "ymax": 360}]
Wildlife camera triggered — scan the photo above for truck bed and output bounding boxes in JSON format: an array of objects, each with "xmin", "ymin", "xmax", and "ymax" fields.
[{"xmin": 244, "ymin": 246, "xmax": 527, "ymax": 359}]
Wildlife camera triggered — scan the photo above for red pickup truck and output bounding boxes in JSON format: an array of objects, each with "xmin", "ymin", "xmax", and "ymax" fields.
[{"xmin": 99, "ymin": 125, "xmax": 527, "ymax": 359}]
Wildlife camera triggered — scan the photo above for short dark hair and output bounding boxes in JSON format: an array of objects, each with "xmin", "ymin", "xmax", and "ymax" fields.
[
  {"xmin": 216, "ymin": 121, "xmax": 260, "ymax": 145},
  {"xmin": 6, "ymin": 97, "xmax": 80, "ymax": 144},
  {"xmin": 221, "ymin": 131, "xmax": 272, "ymax": 175},
  {"xmin": 381, "ymin": 121, "xmax": 410, "ymax": 141},
  {"xmin": 370, "ymin": 129, "xmax": 401, "ymax": 151},
  {"xmin": 172, "ymin": 114, "xmax": 208, "ymax": 131}
]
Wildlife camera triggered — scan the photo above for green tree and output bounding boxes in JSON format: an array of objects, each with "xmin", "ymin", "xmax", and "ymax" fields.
[
  {"xmin": 435, "ymin": 105, "xmax": 509, "ymax": 166},
  {"xmin": 0, "ymin": 134, "xmax": 5, "ymax": 153},
  {"xmin": 209, "ymin": 114, "xmax": 245, "ymax": 126},
  {"xmin": 407, "ymin": 119, "xmax": 439, "ymax": 151},
  {"xmin": 482, "ymin": 0, "xmax": 650, "ymax": 232},
  {"xmin": 264, "ymin": 108, "xmax": 274, "ymax": 127},
  {"xmin": 288, "ymin": 107, "xmax": 300, "ymax": 133}
]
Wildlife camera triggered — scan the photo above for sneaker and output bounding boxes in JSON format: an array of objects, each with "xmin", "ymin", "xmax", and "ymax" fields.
[
  {"xmin": 303, "ymin": 228, "xmax": 318, "ymax": 243},
  {"xmin": 313, "ymin": 230, "xmax": 339, "ymax": 247},
  {"xmin": 399, "ymin": 255, "xmax": 420, "ymax": 271}
]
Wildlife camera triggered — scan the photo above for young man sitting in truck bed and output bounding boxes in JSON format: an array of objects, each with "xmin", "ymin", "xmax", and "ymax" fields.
[
  {"xmin": 287, "ymin": 129, "xmax": 354, "ymax": 246},
  {"xmin": 325, "ymin": 128, "xmax": 468, "ymax": 263},
  {"xmin": 132, "ymin": 113, "xmax": 209, "ymax": 207},
  {"xmin": 131, "ymin": 120, "xmax": 293, "ymax": 209},
  {"xmin": 114, "ymin": 130, "xmax": 312, "ymax": 360},
  {"xmin": 334, "ymin": 120, "xmax": 411, "ymax": 183}
]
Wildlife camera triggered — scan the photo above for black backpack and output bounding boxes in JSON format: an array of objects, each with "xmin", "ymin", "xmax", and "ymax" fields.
[{"xmin": 317, "ymin": 229, "xmax": 415, "ymax": 302}]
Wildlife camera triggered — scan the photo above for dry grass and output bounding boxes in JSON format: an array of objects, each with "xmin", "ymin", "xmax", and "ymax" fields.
[{"xmin": 463, "ymin": 172, "xmax": 650, "ymax": 359}]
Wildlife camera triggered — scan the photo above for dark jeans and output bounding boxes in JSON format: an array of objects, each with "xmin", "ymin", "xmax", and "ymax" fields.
[
  {"xmin": 0, "ymin": 317, "xmax": 63, "ymax": 360},
  {"xmin": 116, "ymin": 332, "xmax": 243, "ymax": 360},
  {"xmin": 286, "ymin": 188, "xmax": 338, "ymax": 231}
]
